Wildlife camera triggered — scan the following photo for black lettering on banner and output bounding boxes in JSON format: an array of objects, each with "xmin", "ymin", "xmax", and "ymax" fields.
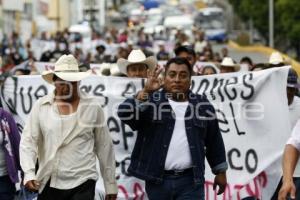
[
  {"xmin": 224, "ymin": 77, "xmax": 238, "ymax": 100},
  {"xmin": 80, "ymin": 85, "xmax": 92, "ymax": 93},
  {"xmin": 107, "ymin": 117, "xmax": 120, "ymax": 145},
  {"xmin": 209, "ymin": 78, "xmax": 224, "ymax": 101},
  {"xmin": 107, "ymin": 116, "xmax": 135, "ymax": 150},
  {"xmin": 1, "ymin": 77, "xmax": 18, "ymax": 114},
  {"xmin": 121, "ymin": 121, "xmax": 134, "ymax": 151},
  {"xmin": 196, "ymin": 79, "xmax": 210, "ymax": 95},
  {"xmin": 34, "ymin": 85, "xmax": 48, "ymax": 99},
  {"xmin": 245, "ymin": 149, "xmax": 258, "ymax": 173},
  {"xmin": 241, "ymin": 73, "xmax": 255, "ymax": 100},
  {"xmin": 122, "ymin": 82, "xmax": 137, "ymax": 97},
  {"xmin": 227, "ymin": 148, "xmax": 243, "ymax": 170},
  {"xmin": 190, "ymin": 79, "xmax": 195, "ymax": 91},
  {"xmin": 216, "ymin": 109, "xmax": 229, "ymax": 133},
  {"xmin": 20, "ymin": 87, "xmax": 33, "ymax": 114},
  {"xmin": 217, "ymin": 79, "xmax": 225, "ymax": 102},
  {"xmin": 115, "ymin": 156, "xmax": 131, "ymax": 179},
  {"xmin": 229, "ymin": 102, "xmax": 245, "ymax": 135},
  {"xmin": 17, "ymin": 123, "xmax": 23, "ymax": 134},
  {"xmin": 93, "ymin": 84, "xmax": 108, "ymax": 107}
]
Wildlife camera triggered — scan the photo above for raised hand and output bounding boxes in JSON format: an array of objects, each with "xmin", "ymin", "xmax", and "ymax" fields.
[
  {"xmin": 137, "ymin": 66, "xmax": 163, "ymax": 101},
  {"xmin": 144, "ymin": 66, "xmax": 164, "ymax": 93}
]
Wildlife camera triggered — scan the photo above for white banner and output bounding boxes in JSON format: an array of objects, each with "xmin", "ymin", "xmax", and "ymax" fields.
[{"xmin": 0, "ymin": 67, "xmax": 290, "ymax": 199}]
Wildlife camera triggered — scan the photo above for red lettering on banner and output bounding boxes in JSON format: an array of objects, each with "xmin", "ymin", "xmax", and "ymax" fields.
[
  {"xmin": 204, "ymin": 171, "xmax": 268, "ymax": 200},
  {"xmin": 222, "ymin": 184, "xmax": 232, "ymax": 200},
  {"xmin": 133, "ymin": 182, "xmax": 145, "ymax": 200},
  {"xmin": 234, "ymin": 184, "xmax": 244, "ymax": 200},
  {"xmin": 117, "ymin": 172, "xmax": 268, "ymax": 200},
  {"xmin": 258, "ymin": 171, "xmax": 267, "ymax": 187},
  {"xmin": 118, "ymin": 185, "xmax": 129, "ymax": 199},
  {"xmin": 205, "ymin": 181, "xmax": 214, "ymax": 200}
]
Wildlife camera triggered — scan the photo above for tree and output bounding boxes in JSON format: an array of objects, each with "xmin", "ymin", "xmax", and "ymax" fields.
[
  {"xmin": 229, "ymin": 0, "xmax": 300, "ymax": 60},
  {"xmin": 276, "ymin": 0, "xmax": 300, "ymax": 59}
]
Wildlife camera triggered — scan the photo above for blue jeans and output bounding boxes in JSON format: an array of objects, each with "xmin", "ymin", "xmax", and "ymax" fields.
[
  {"xmin": 0, "ymin": 175, "xmax": 16, "ymax": 200},
  {"xmin": 293, "ymin": 177, "xmax": 300, "ymax": 200},
  {"xmin": 145, "ymin": 172, "xmax": 204, "ymax": 200},
  {"xmin": 271, "ymin": 177, "xmax": 300, "ymax": 200}
]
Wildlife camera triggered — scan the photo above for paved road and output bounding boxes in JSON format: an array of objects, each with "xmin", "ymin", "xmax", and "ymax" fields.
[{"xmin": 213, "ymin": 43, "xmax": 269, "ymax": 64}]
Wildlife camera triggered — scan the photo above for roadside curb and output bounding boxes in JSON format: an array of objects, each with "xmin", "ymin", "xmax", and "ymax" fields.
[{"xmin": 228, "ymin": 40, "xmax": 300, "ymax": 75}]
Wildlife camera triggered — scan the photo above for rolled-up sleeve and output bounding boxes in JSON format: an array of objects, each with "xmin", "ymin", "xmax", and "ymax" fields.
[
  {"xmin": 287, "ymin": 119, "xmax": 300, "ymax": 152},
  {"xmin": 94, "ymin": 105, "xmax": 118, "ymax": 195},
  {"xmin": 205, "ymin": 102, "xmax": 228, "ymax": 175},
  {"xmin": 20, "ymin": 100, "xmax": 41, "ymax": 184}
]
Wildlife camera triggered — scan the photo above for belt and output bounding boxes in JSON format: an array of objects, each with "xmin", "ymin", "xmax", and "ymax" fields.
[{"xmin": 164, "ymin": 168, "xmax": 193, "ymax": 176}]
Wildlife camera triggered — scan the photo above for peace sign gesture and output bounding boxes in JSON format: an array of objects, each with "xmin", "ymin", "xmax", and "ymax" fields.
[{"xmin": 137, "ymin": 66, "xmax": 164, "ymax": 101}]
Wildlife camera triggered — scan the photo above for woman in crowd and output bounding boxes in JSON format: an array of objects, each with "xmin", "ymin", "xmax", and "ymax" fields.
[{"xmin": 0, "ymin": 108, "xmax": 21, "ymax": 200}]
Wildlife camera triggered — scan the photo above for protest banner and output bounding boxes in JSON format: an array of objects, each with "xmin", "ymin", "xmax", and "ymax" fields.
[{"xmin": 0, "ymin": 67, "xmax": 290, "ymax": 199}]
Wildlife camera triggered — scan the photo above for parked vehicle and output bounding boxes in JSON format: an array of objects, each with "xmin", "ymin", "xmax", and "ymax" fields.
[{"xmin": 195, "ymin": 7, "xmax": 227, "ymax": 43}]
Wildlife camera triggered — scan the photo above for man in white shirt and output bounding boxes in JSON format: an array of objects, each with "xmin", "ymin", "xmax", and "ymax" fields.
[
  {"xmin": 277, "ymin": 69, "xmax": 300, "ymax": 200},
  {"xmin": 118, "ymin": 57, "xmax": 228, "ymax": 200},
  {"xmin": 20, "ymin": 54, "xmax": 118, "ymax": 200}
]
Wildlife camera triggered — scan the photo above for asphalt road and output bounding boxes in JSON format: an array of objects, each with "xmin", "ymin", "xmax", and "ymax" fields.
[{"xmin": 213, "ymin": 43, "xmax": 269, "ymax": 65}]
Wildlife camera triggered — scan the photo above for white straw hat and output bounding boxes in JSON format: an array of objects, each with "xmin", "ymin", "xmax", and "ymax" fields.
[
  {"xmin": 220, "ymin": 57, "xmax": 240, "ymax": 71},
  {"xmin": 42, "ymin": 54, "xmax": 91, "ymax": 84},
  {"xmin": 269, "ymin": 52, "xmax": 285, "ymax": 65},
  {"xmin": 117, "ymin": 49, "xmax": 157, "ymax": 75}
]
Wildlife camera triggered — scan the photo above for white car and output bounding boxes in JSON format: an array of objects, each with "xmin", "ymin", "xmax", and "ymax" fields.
[{"xmin": 163, "ymin": 15, "xmax": 194, "ymax": 29}]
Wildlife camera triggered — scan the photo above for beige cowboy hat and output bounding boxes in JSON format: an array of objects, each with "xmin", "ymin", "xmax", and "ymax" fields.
[
  {"xmin": 42, "ymin": 54, "xmax": 91, "ymax": 84},
  {"xmin": 117, "ymin": 49, "xmax": 157, "ymax": 75},
  {"xmin": 219, "ymin": 57, "xmax": 240, "ymax": 71},
  {"xmin": 255, "ymin": 52, "xmax": 289, "ymax": 70},
  {"xmin": 268, "ymin": 52, "xmax": 288, "ymax": 65}
]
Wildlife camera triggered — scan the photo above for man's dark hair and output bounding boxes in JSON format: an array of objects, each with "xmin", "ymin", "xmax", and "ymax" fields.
[
  {"xmin": 165, "ymin": 57, "xmax": 193, "ymax": 77},
  {"xmin": 174, "ymin": 45, "xmax": 196, "ymax": 57},
  {"xmin": 240, "ymin": 56, "xmax": 253, "ymax": 66},
  {"xmin": 53, "ymin": 74, "xmax": 58, "ymax": 81},
  {"xmin": 96, "ymin": 45, "xmax": 106, "ymax": 52}
]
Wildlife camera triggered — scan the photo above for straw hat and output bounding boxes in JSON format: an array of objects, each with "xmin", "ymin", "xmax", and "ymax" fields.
[
  {"xmin": 220, "ymin": 57, "xmax": 240, "ymax": 71},
  {"xmin": 117, "ymin": 49, "xmax": 157, "ymax": 75},
  {"xmin": 269, "ymin": 52, "xmax": 287, "ymax": 65},
  {"xmin": 42, "ymin": 54, "xmax": 91, "ymax": 84}
]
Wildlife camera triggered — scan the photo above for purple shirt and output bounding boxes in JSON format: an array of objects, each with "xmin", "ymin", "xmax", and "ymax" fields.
[{"xmin": 0, "ymin": 108, "xmax": 21, "ymax": 183}]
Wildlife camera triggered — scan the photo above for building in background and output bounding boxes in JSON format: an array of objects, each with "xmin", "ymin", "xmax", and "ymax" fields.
[{"xmin": 0, "ymin": 0, "xmax": 108, "ymax": 40}]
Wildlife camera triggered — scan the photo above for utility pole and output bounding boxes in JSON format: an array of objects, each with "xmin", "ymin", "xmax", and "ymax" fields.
[
  {"xmin": 249, "ymin": 18, "xmax": 253, "ymax": 44},
  {"xmin": 99, "ymin": 0, "xmax": 105, "ymax": 30},
  {"xmin": 269, "ymin": 0, "xmax": 274, "ymax": 48},
  {"xmin": 57, "ymin": 0, "xmax": 60, "ymax": 30}
]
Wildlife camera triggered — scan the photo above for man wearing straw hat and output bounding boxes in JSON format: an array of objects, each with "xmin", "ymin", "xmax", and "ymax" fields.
[
  {"xmin": 219, "ymin": 57, "xmax": 240, "ymax": 73},
  {"xmin": 19, "ymin": 54, "xmax": 118, "ymax": 200},
  {"xmin": 117, "ymin": 49, "xmax": 157, "ymax": 78}
]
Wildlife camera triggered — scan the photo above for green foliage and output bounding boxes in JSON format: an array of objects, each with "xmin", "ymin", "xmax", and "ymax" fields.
[
  {"xmin": 229, "ymin": 0, "xmax": 300, "ymax": 58},
  {"xmin": 229, "ymin": 0, "xmax": 269, "ymax": 40},
  {"xmin": 277, "ymin": 0, "xmax": 300, "ymax": 42}
]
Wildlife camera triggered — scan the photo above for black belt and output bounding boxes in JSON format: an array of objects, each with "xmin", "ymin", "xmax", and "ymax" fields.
[{"xmin": 164, "ymin": 168, "xmax": 193, "ymax": 176}]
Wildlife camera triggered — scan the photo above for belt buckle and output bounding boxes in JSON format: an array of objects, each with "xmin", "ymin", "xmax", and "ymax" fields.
[{"xmin": 174, "ymin": 169, "xmax": 184, "ymax": 176}]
